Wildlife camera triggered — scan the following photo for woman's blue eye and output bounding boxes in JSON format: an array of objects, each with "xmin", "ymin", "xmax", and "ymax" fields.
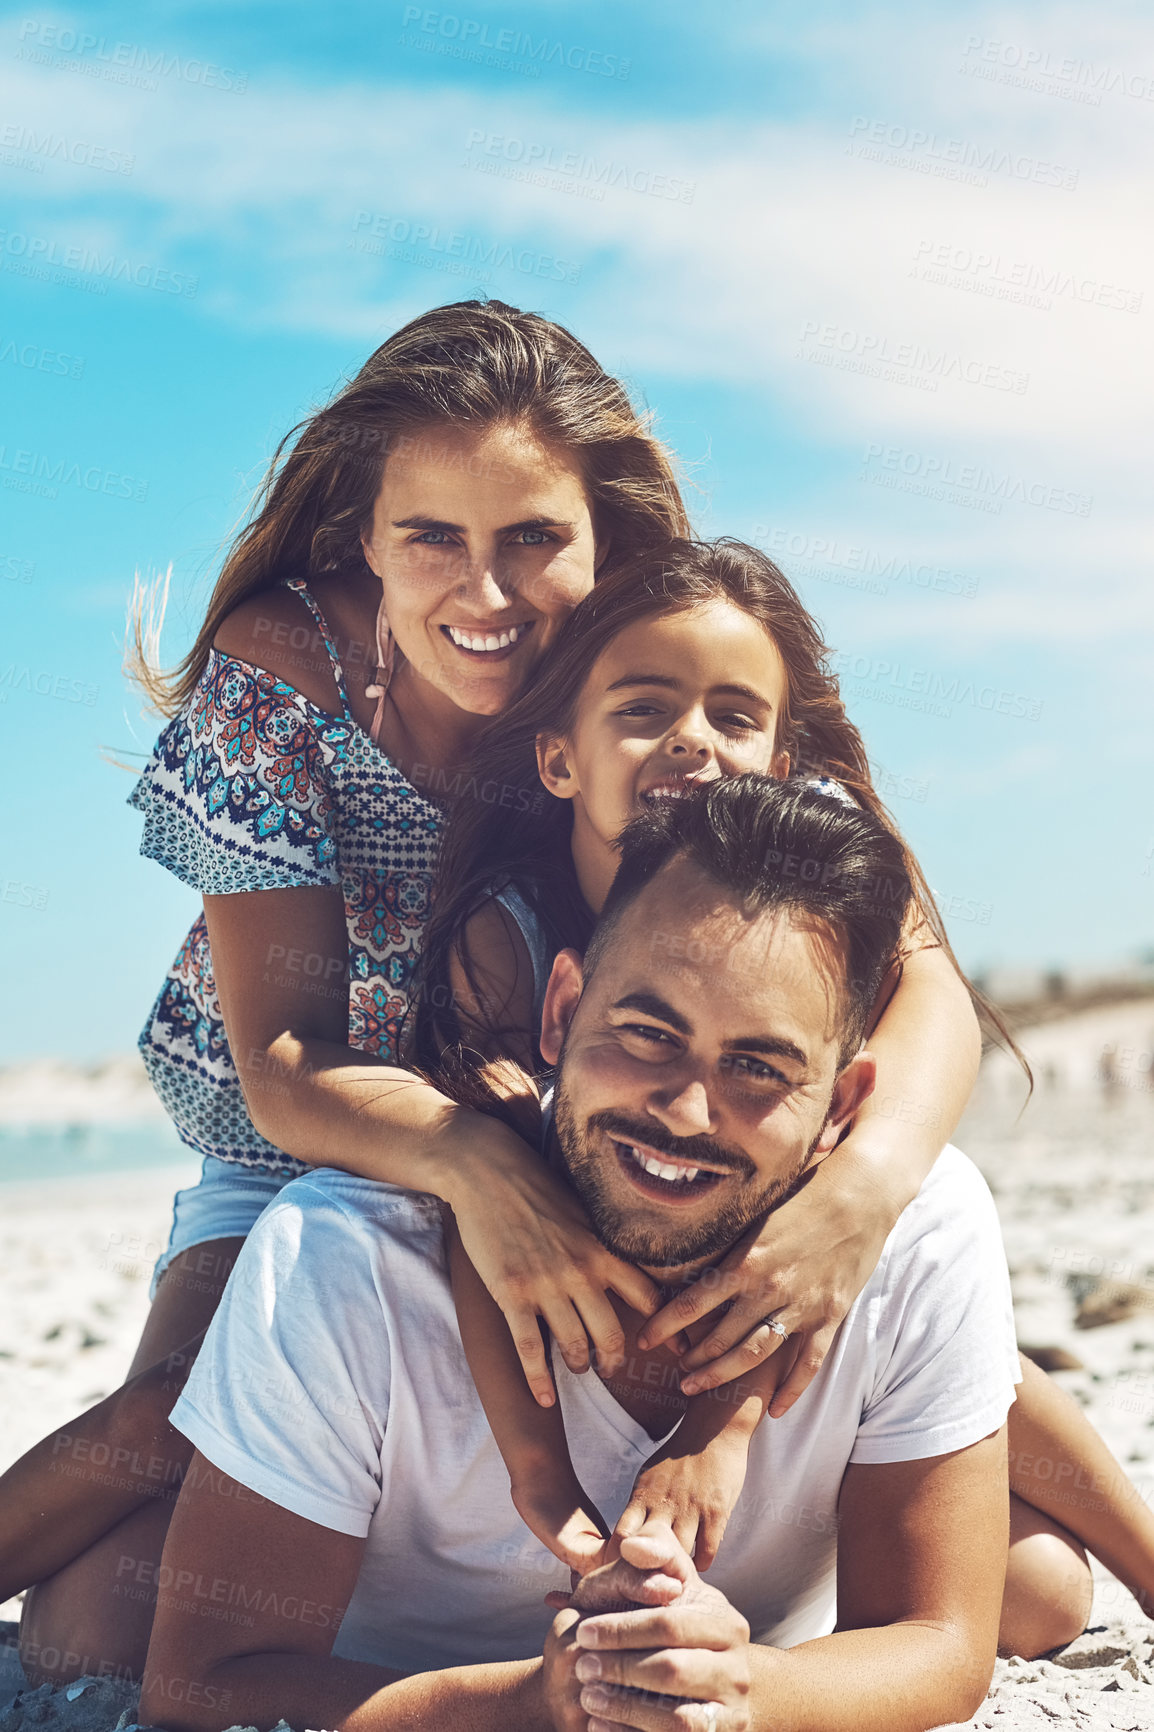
[
  {"xmin": 413, "ymin": 530, "xmax": 451, "ymax": 545},
  {"xmin": 515, "ymin": 529, "xmax": 551, "ymax": 546}
]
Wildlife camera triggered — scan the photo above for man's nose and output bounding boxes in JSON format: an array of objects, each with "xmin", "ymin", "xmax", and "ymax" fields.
[{"xmin": 646, "ymin": 1076, "xmax": 715, "ymax": 1138}]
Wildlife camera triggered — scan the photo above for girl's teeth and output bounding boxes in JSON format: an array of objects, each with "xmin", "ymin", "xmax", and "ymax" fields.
[{"xmin": 447, "ymin": 624, "xmax": 524, "ymax": 652}]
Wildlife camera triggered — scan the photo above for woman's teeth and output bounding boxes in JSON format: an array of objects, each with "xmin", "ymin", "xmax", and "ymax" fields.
[
  {"xmin": 445, "ymin": 624, "xmax": 527, "ymax": 652},
  {"xmin": 630, "ymin": 1145, "xmax": 701, "ymax": 1184}
]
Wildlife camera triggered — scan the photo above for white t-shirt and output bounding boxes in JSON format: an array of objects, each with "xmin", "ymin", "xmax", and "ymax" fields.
[{"xmin": 172, "ymin": 1145, "xmax": 1019, "ymax": 1674}]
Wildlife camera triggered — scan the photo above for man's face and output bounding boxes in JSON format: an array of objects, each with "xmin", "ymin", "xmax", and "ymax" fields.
[{"xmin": 541, "ymin": 859, "xmax": 874, "ymax": 1276}]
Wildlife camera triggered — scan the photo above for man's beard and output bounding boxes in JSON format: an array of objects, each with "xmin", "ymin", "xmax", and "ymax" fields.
[{"xmin": 552, "ymin": 1074, "xmax": 822, "ymax": 1271}]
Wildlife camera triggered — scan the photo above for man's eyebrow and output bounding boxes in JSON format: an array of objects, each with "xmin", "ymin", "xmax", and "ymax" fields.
[
  {"xmin": 603, "ymin": 672, "xmax": 773, "ymax": 708},
  {"xmin": 721, "ymin": 1034, "xmax": 808, "ymax": 1068},
  {"xmin": 611, "ymin": 991, "xmax": 808, "ymax": 1068},
  {"xmin": 611, "ymin": 990, "xmax": 693, "ymax": 1035},
  {"xmin": 390, "ymin": 514, "xmax": 574, "ymax": 534}
]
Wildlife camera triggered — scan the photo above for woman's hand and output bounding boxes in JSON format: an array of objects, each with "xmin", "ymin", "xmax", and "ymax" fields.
[
  {"xmin": 639, "ymin": 1135, "xmax": 904, "ymax": 1416},
  {"xmin": 437, "ymin": 1080, "xmax": 662, "ymax": 1408}
]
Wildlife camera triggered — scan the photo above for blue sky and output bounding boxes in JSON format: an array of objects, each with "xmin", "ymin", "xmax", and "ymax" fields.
[{"xmin": 1, "ymin": 0, "xmax": 1151, "ymax": 1060}]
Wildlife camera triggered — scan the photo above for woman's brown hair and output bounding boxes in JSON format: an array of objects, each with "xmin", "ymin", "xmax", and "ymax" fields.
[
  {"xmin": 410, "ymin": 536, "xmax": 1026, "ymax": 1076},
  {"xmin": 131, "ymin": 299, "xmax": 689, "ymax": 714}
]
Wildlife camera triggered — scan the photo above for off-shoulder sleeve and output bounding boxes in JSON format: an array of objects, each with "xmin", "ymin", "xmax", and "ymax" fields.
[{"xmin": 129, "ymin": 651, "xmax": 342, "ymax": 895}]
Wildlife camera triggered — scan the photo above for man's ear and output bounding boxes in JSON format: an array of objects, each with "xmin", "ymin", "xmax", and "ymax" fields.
[
  {"xmin": 536, "ymin": 733, "xmax": 580, "ymax": 802},
  {"xmin": 539, "ymin": 949, "xmax": 584, "ymax": 1065},
  {"xmin": 811, "ymin": 1050, "xmax": 876, "ymax": 1157}
]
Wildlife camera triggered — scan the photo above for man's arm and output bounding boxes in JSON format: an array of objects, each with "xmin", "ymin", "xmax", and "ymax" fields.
[
  {"xmin": 140, "ymin": 1452, "xmax": 549, "ymax": 1732},
  {"xmin": 754, "ymin": 1429, "xmax": 1007, "ymax": 1729},
  {"xmin": 560, "ymin": 1431, "xmax": 1007, "ymax": 1732}
]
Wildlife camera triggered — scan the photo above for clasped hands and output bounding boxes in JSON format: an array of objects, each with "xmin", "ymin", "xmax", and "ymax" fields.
[{"xmin": 542, "ymin": 1527, "xmax": 752, "ymax": 1732}]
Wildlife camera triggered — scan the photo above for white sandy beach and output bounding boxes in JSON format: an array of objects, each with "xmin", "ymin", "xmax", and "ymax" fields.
[{"xmin": 1, "ymin": 1004, "xmax": 1152, "ymax": 1729}]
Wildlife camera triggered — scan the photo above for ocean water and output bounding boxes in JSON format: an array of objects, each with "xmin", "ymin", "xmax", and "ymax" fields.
[{"xmin": 0, "ymin": 1119, "xmax": 193, "ymax": 1185}]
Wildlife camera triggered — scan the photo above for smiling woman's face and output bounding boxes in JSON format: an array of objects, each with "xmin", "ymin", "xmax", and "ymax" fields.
[{"xmin": 362, "ymin": 421, "xmax": 602, "ymax": 718}]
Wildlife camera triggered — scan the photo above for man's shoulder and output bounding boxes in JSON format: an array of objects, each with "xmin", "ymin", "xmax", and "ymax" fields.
[
  {"xmin": 871, "ymin": 1145, "xmax": 1004, "ymax": 1298},
  {"xmin": 913, "ymin": 1142, "xmax": 995, "ymax": 1205},
  {"xmin": 244, "ymin": 1169, "xmax": 446, "ymax": 1280}
]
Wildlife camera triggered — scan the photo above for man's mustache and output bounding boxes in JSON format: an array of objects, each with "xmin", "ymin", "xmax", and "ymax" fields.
[{"xmin": 585, "ymin": 1110, "xmax": 757, "ymax": 1179}]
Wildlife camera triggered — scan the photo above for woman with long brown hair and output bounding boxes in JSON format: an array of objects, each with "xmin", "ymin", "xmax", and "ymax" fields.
[{"xmin": 2, "ymin": 297, "xmax": 691, "ymax": 1681}]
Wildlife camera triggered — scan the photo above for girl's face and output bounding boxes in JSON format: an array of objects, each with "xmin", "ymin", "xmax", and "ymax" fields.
[
  {"xmin": 538, "ymin": 600, "xmax": 791, "ymax": 851},
  {"xmin": 362, "ymin": 421, "xmax": 603, "ymax": 717}
]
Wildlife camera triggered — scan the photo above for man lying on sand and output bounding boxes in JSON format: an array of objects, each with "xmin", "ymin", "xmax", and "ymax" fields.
[{"xmin": 135, "ymin": 779, "xmax": 1086, "ymax": 1732}]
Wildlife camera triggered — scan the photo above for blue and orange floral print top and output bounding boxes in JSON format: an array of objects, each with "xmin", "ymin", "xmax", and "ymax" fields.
[{"xmin": 129, "ymin": 580, "xmax": 441, "ymax": 1174}]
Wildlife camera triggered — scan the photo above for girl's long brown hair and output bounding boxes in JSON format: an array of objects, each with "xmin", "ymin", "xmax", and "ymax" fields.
[
  {"xmin": 130, "ymin": 299, "xmax": 689, "ymax": 714},
  {"xmin": 410, "ymin": 537, "xmax": 1026, "ymax": 1077}
]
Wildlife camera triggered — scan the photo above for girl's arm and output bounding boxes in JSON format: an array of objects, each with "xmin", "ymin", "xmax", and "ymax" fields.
[
  {"xmin": 447, "ymin": 1218, "xmax": 610, "ymax": 1575},
  {"xmin": 638, "ymin": 923, "xmax": 982, "ymax": 1415},
  {"xmin": 613, "ymin": 1350, "xmax": 799, "ymax": 1571}
]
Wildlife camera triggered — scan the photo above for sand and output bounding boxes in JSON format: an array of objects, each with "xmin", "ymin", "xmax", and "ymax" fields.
[{"xmin": 0, "ymin": 999, "xmax": 1152, "ymax": 1728}]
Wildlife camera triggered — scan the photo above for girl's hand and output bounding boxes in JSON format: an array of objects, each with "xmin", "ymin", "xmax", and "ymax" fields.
[
  {"xmin": 438, "ymin": 1078, "xmax": 662, "ymax": 1408},
  {"xmin": 639, "ymin": 1136, "xmax": 903, "ymax": 1416},
  {"xmin": 613, "ymin": 1425, "xmax": 755, "ymax": 1573},
  {"xmin": 510, "ymin": 1455, "xmax": 612, "ymax": 1578}
]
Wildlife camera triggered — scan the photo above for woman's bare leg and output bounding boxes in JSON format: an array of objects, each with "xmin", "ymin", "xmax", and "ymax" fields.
[
  {"xmin": 999, "ymin": 1492, "xmax": 1093, "ymax": 1658},
  {"xmin": 1008, "ymin": 1353, "xmax": 1154, "ymax": 1616},
  {"xmin": 4, "ymin": 1239, "xmax": 243, "ymax": 1677}
]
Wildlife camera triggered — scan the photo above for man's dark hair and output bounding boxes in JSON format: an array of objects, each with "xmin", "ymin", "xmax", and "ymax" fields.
[{"xmin": 585, "ymin": 775, "xmax": 912, "ymax": 1062}]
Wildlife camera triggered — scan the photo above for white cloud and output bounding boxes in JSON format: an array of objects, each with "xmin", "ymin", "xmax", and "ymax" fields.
[{"xmin": 2, "ymin": 3, "xmax": 1150, "ymax": 646}]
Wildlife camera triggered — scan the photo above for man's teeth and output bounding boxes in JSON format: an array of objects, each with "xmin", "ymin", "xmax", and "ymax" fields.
[
  {"xmin": 630, "ymin": 1146, "xmax": 700, "ymax": 1184},
  {"xmin": 446, "ymin": 624, "xmax": 526, "ymax": 652}
]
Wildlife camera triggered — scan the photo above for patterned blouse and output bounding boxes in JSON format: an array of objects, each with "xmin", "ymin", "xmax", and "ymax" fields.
[{"xmin": 130, "ymin": 580, "xmax": 442, "ymax": 1174}]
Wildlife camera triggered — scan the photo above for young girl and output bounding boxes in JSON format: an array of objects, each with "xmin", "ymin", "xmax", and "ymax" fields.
[
  {"xmin": 409, "ymin": 536, "xmax": 1154, "ymax": 1650},
  {"xmin": 4, "ymin": 296, "xmax": 695, "ymax": 1680}
]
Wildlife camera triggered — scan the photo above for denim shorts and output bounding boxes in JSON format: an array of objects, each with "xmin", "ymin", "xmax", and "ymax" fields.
[{"xmin": 150, "ymin": 1154, "xmax": 298, "ymax": 1299}]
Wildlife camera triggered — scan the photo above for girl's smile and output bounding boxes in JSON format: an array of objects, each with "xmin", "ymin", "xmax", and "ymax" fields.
[{"xmin": 537, "ymin": 600, "xmax": 792, "ymax": 913}]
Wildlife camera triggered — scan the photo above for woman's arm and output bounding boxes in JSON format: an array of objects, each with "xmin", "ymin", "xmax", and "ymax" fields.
[
  {"xmin": 639, "ymin": 938, "xmax": 982, "ymax": 1414},
  {"xmin": 203, "ymin": 884, "xmax": 658, "ymax": 1402}
]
